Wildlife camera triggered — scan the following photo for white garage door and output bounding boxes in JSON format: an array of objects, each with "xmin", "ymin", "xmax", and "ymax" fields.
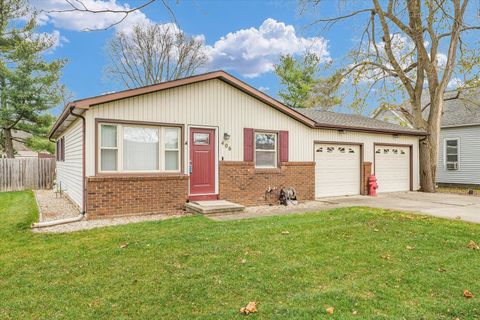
[
  {"xmin": 375, "ymin": 145, "xmax": 410, "ymax": 193},
  {"xmin": 315, "ymin": 144, "xmax": 361, "ymax": 198}
]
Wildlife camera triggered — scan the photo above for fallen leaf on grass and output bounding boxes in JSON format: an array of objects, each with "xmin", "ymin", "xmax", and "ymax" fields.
[
  {"xmin": 281, "ymin": 231, "xmax": 290, "ymax": 235},
  {"xmin": 437, "ymin": 268, "xmax": 447, "ymax": 272},
  {"xmin": 406, "ymin": 245, "xmax": 413, "ymax": 250},
  {"xmin": 467, "ymin": 240, "xmax": 480, "ymax": 250},
  {"xmin": 120, "ymin": 243, "xmax": 128, "ymax": 249},
  {"xmin": 381, "ymin": 254, "xmax": 391, "ymax": 260},
  {"xmin": 326, "ymin": 307, "xmax": 334, "ymax": 314},
  {"xmin": 240, "ymin": 301, "xmax": 258, "ymax": 315},
  {"xmin": 241, "ymin": 258, "xmax": 247, "ymax": 264},
  {"xmin": 352, "ymin": 310, "xmax": 358, "ymax": 315},
  {"xmin": 464, "ymin": 289, "xmax": 475, "ymax": 298}
]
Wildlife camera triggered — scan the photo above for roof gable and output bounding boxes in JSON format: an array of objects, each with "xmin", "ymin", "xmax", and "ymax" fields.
[{"xmin": 49, "ymin": 71, "xmax": 315, "ymax": 138}]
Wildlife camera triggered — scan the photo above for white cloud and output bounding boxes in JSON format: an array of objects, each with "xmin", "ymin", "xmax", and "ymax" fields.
[
  {"xmin": 205, "ymin": 18, "xmax": 330, "ymax": 78},
  {"xmin": 436, "ymin": 53, "xmax": 448, "ymax": 68},
  {"xmin": 30, "ymin": 29, "xmax": 69, "ymax": 53},
  {"xmin": 447, "ymin": 77, "xmax": 463, "ymax": 89},
  {"xmin": 31, "ymin": 0, "xmax": 151, "ymax": 33},
  {"xmin": 31, "ymin": 5, "xmax": 331, "ymax": 78},
  {"xmin": 49, "ymin": 29, "xmax": 69, "ymax": 50},
  {"xmin": 258, "ymin": 86, "xmax": 270, "ymax": 92}
]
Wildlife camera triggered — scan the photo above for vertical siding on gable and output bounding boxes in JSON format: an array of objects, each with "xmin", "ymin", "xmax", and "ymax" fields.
[
  {"xmin": 83, "ymin": 79, "xmax": 420, "ymax": 190},
  {"xmin": 57, "ymin": 118, "xmax": 83, "ymax": 209},
  {"xmin": 437, "ymin": 125, "xmax": 480, "ymax": 185}
]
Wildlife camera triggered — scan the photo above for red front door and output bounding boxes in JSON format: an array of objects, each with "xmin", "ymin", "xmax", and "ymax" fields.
[{"xmin": 189, "ymin": 128, "xmax": 216, "ymax": 196}]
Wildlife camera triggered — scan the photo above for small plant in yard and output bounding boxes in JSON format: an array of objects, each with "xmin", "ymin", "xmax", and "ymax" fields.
[{"xmin": 0, "ymin": 190, "xmax": 479, "ymax": 319}]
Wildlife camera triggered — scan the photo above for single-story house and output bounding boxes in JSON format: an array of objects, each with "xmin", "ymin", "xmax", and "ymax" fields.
[
  {"xmin": 373, "ymin": 89, "xmax": 480, "ymax": 186},
  {"xmin": 49, "ymin": 71, "xmax": 425, "ymax": 219}
]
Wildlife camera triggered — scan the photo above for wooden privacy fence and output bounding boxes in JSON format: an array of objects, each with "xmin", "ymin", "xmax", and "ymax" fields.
[{"xmin": 0, "ymin": 158, "xmax": 56, "ymax": 192}]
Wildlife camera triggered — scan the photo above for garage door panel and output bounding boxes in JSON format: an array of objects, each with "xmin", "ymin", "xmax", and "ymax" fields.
[
  {"xmin": 375, "ymin": 146, "xmax": 410, "ymax": 193},
  {"xmin": 315, "ymin": 144, "xmax": 361, "ymax": 198}
]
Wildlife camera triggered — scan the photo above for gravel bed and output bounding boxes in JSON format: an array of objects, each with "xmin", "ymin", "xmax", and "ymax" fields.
[
  {"xmin": 210, "ymin": 200, "xmax": 339, "ymax": 221},
  {"xmin": 34, "ymin": 189, "xmax": 80, "ymax": 222},
  {"xmin": 32, "ymin": 213, "xmax": 185, "ymax": 233}
]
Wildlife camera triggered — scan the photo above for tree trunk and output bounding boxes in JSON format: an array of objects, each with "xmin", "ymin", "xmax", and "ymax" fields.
[
  {"xmin": 419, "ymin": 93, "xmax": 444, "ymax": 192},
  {"xmin": 419, "ymin": 135, "xmax": 435, "ymax": 192},
  {"xmin": 2, "ymin": 128, "xmax": 15, "ymax": 158}
]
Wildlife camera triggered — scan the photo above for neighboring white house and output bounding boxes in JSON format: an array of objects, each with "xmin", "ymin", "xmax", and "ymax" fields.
[
  {"xmin": 49, "ymin": 71, "xmax": 425, "ymax": 219},
  {"xmin": 373, "ymin": 89, "xmax": 480, "ymax": 186}
]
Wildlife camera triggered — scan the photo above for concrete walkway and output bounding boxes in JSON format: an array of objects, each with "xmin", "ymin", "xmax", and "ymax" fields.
[{"xmin": 211, "ymin": 192, "xmax": 480, "ymax": 223}]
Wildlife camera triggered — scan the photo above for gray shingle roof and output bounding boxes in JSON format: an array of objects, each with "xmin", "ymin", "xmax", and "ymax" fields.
[
  {"xmin": 293, "ymin": 107, "xmax": 424, "ymax": 134},
  {"xmin": 421, "ymin": 89, "xmax": 480, "ymax": 127}
]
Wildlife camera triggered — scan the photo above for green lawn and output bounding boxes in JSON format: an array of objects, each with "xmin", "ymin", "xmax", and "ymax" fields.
[{"xmin": 0, "ymin": 191, "xmax": 479, "ymax": 319}]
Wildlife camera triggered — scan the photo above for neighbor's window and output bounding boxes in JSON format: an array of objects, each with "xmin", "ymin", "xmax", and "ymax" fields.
[
  {"xmin": 445, "ymin": 139, "xmax": 459, "ymax": 170},
  {"xmin": 100, "ymin": 125, "xmax": 118, "ymax": 171},
  {"xmin": 254, "ymin": 132, "xmax": 277, "ymax": 168},
  {"xmin": 99, "ymin": 123, "xmax": 181, "ymax": 173}
]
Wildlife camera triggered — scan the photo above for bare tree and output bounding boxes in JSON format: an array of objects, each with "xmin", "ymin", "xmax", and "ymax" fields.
[
  {"xmin": 304, "ymin": 0, "xmax": 480, "ymax": 192},
  {"xmin": 45, "ymin": 0, "xmax": 176, "ymax": 31},
  {"xmin": 105, "ymin": 23, "xmax": 208, "ymax": 88}
]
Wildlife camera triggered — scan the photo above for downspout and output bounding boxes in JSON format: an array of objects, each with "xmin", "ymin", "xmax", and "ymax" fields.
[{"xmin": 69, "ymin": 106, "xmax": 87, "ymax": 216}]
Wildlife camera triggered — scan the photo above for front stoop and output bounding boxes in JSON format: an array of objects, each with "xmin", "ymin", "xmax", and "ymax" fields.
[{"xmin": 185, "ymin": 200, "xmax": 245, "ymax": 215}]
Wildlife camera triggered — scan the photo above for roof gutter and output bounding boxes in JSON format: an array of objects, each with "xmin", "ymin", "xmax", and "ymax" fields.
[{"xmin": 68, "ymin": 106, "xmax": 87, "ymax": 216}]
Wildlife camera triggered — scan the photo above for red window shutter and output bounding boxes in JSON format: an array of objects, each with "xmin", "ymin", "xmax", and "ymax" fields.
[
  {"xmin": 244, "ymin": 128, "xmax": 254, "ymax": 162},
  {"xmin": 279, "ymin": 130, "xmax": 289, "ymax": 163}
]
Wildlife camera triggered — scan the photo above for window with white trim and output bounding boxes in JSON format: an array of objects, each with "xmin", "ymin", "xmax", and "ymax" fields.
[
  {"xmin": 100, "ymin": 125, "xmax": 118, "ymax": 171},
  {"xmin": 254, "ymin": 132, "xmax": 277, "ymax": 168},
  {"xmin": 99, "ymin": 123, "xmax": 181, "ymax": 173},
  {"xmin": 445, "ymin": 139, "xmax": 459, "ymax": 170}
]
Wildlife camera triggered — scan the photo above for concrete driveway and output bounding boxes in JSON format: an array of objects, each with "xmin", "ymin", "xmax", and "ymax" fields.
[{"xmin": 321, "ymin": 192, "xmax": 480, "ymax": 223}]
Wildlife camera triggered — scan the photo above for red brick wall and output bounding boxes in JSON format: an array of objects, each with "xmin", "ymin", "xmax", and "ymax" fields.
[
  {"xmin": 362, "ymin": 162, "xmax": 372, "ymax": 195},
  {"xmin": 86, "ymin": 175, "xmax": 188, "ymax": 219},
  {"xmin": 219, "ymin": 161, "xmax": 315, "ymax": 206}
]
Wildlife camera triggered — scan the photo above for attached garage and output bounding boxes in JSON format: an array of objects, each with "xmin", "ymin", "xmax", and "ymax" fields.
[
  {"xmin": 374, "ymin": 144, "xmax": 412, "ymax": 193},
  {"xmin": 315, "ymin": 143, "xmax": 361, "ymax": 198}
]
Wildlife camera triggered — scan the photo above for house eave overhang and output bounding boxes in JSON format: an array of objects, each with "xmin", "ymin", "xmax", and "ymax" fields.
[
  {"xmin": 313, "ymin": 123, "xmax": 427, "ymax": 136},
  {"xmin": 441, "ymin": 123, "xmax": 480, "ymax": 129}
]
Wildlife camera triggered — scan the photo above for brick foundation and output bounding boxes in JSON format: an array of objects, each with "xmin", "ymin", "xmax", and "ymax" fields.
[
  {"xmin": 219, "ymin": 161, "xmax": 315, "ymax": 206},
  {"xmin": 86, "ymin": 174, "xmax": 188, "ymax": 219}
]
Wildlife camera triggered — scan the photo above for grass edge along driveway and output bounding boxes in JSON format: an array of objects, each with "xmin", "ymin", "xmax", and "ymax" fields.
[{"xmin": 0, "ymin": 190, "xmax": 479, "ymax": 319}]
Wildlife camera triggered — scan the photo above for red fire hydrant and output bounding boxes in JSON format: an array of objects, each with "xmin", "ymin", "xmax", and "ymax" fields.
[{"xmin": 368, "ymin": 175, "xmax": 378, "ymax": 196}]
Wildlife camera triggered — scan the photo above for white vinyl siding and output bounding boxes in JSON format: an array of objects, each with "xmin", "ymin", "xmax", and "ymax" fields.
[
  {"xmin": 438, "ymin": 126, "xmax": 480, "ymax": 185},
  {"xmin": 56, "ymin": 118, "xmax": 83, "ymax": 210},
  {"xmin": 82, "ymin": 79, "xmax": 421, "ymax": 190}
]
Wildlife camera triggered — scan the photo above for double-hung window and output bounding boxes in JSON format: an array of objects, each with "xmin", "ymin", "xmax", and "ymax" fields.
[
  {"xmin": 99, "ymin": 123, "xmax": 181, "ymax": 173},
  {"xmin": 100, "ymin": 125, "xmax": 118, "ymax": 171},
  {"xmin": 254, "ymin": 132, "xmax": 277, "ymax": 168},
  {"xmin": 445, "ymin": 139, "xmax": 459, "ymax": 170}
]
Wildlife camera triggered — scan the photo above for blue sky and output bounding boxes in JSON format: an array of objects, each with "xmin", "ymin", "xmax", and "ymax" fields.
[
  {"xmin": 31, "ymin": 0, "xmax": 478, "ymax": 116},
  {"xmin": 33, "ymin": 0, "xmax": 362, "ymax": 115}
]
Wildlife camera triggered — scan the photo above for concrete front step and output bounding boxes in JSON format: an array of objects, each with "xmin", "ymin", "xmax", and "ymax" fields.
[{"xmin": 185, "ymin": 200, "xmax": 245, "ymax": 214}]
